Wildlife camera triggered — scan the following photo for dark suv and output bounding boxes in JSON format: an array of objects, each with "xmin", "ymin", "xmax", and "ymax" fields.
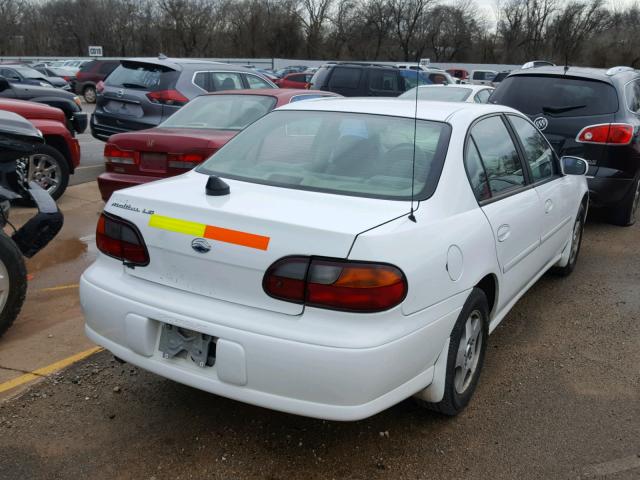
[
  {"xmin": 73, "ymin": 59, "xmax": 120, "ymax": 103},
  {"xmin": 309, "ymin": 63, "xmax": 406, "ymax": 97},
  {"xmin": 491, "ymin": 66, "xmax": 640, "ymax": 225},
  {"xmin": 91, "ymin": 57, "xmax": 277, "ymax": 141}
]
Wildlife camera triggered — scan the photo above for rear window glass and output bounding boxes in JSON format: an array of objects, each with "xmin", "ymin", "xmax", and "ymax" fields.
[
  {"xmin": 79, "ymin": 61, "xmax": 97, "ymax": 73},
  {"xmin": 400, "ymin": 86, "xmax": 472, "ymax": 102},
  {"xmin": 197, "ymin": 110, "xmax": 451, "ymax": 201},
  {"xmin": 329, "ymin": 68, "xmax": 361, "ymax": 89},
  {"xmin": 161, "ymin": 95, "xmax": 276, "ymax": 130},
  {"xmin": 491, "ymin": 76, "xmax": 619, "ymax": 117},
  {"xmin": 105, "ymin": 62, "xmax": 178, "ymax": 91}
]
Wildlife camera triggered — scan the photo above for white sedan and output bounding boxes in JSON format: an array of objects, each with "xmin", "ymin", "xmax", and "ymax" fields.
[
  {"xmin": 80, "ymin": 99, "xmax": 589, "ymax": 421},
  {"xmin": 400, "ymin": 84, "xmax": 494, "ymax": 103}
]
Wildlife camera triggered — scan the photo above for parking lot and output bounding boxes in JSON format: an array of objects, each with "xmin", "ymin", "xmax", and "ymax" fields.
[{"xmin": 0, "ymin": 178, "xmax": 638, "ymax": 478}]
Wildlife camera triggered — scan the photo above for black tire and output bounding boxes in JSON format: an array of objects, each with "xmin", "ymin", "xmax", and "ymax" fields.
[
  {"xmin": 416, "ymin": 288, "xmax": 489, "ymax": 416},
  {"xmin": 552, "ymin": 203, "xmax": 586, "ymax": 277},
  {"xmin": 608, "ymin": 175, "xmax": 640, "ymax": 227},
  {"xmin": 18, "ymin": 143, "xmax": 70, "ymax": 202},
  {"xmin": 0, "ymin": 233, "xmax": 27, "ymax": 338},
  {"xmin": 83, "ymin": 85, "xmax": 96, "ymax": 104}
]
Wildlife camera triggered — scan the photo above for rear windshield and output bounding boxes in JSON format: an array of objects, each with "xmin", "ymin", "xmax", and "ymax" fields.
[
  {"xmin": 105, "ymin": 62, "xmax": 179, "ymax": 92},
  {"xmin": 399, "ymin": 86, "xmax": 472, "ymax": 101},
  {"xmin": 161, "ymin": 95, "xmax": 277, "ymax": 130},
  {"xmin": 309, "ymin": 66, "xmax": 330, "ymax": 88},
  {"xmin": 14, "ymin": 67, "xmax": 45, "ymax": 79},
  {"xmin": 491, "ymin": 75, "xmax": 619, "ymax": 116},
  {"xmin": 197, "ymin": 110, "xmax": 451, "ymax": 200},
  {"xmin": 79, "ymin": 61, "xmax": 97, "ymax": 73}
]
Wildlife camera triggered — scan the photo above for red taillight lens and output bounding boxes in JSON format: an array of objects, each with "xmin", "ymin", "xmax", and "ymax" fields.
[
  {"xmin": 104, "ymin": 144, "xmax": 135, "ymax": 164},
  {"xmin": 576, "ymin": 123, "xmax": 634, "ymax": 145},
  {"xmin": 96, "ymin": 213, "xmax": 149, "ymax": 266},
  {"xmin": 263, "ymin": 257, "xmax": 407, "ymax": 312},
  {"xmin": 146, "ymin": 89, "xmax": 189, "ymax": 106},
  {"xmin": 167, "ymin": 152, "xmax": 208, "ymax": 169}
]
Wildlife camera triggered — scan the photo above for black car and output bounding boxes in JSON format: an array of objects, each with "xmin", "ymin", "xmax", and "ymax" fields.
[
  {"xmin": 491, "ymin": 66, "xmax": 640, "ymax": 226},
  {"xmin": 0, "ymin": 65, "xmax": 65, "ymax": 89},
  {"xmin": 309, "ymin": 63, "xmax": 406, "ymax": 97},
  {"xmin": 0, "ymin": 76, "xmax": 87, "ymax": 134}
]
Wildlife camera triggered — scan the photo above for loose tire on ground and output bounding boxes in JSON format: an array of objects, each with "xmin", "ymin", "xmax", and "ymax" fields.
[
  {"xmin": 0, "ymin": 233, "xmax": 27, "ymax": 338},
  {"xmin": 416, "ymin": 287, "xmax": 489, "ymax": 416}
]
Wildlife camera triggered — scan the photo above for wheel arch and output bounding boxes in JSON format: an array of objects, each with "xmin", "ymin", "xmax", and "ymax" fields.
[
  {"xmin": 43, "ymin": 135, "xmax": 74, "ymax": 173},
  {"xmin": 474, "ymin": 273, "xmax": 498, "ymax": 318}
]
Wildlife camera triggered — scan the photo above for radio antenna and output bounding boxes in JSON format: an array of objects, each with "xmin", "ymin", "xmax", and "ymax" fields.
[{"xmin": 408, "ymin": 68, "xmax": 419, "ymax": 223}]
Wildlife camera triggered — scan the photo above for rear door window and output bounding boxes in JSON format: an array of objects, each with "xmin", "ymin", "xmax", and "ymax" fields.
[
  {"xmin": 329, "ymin": 67, "xmax": 361, "ymax": 89},
  {"xmin": 369, "ymin": 70, "xmax": 399, "ymax": 92},
  {"xmin": 246, "ymin": 74, "xmax": 272, "ymax": 89},
  {"xmin": 624, "ymin": 80, "xmax": 640, "ymax": 114},
  {"xmin": 469, "ymin": 116, "xmax": 526, "ymax": 196},
  {"xmin": 491, "ymin": 76, "xmax": 619, "ymax": 117},
  {"xmin": 106, "ymin": 62, "xmax": 178, "ymax": 92},
  {"xmin": 211, "ymin": 72, "xmax": 243, "ymax": 91}
]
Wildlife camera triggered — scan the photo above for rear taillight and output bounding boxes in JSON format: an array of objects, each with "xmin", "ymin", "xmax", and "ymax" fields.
[
  {"xmin": 146, "ymin": 89, "xmax": 189, "ymax": 106},
  {"xmin": 167, "ymin": 152, "xmax": 209, "ymax": 169},
  {"xmin": 576, "ymin": 123, "xmax": 634, "ymax": 145},
  {"xmin": 104, "ymin": 144, "xmax": 135, "ymax": 164},
  {"xmin": 263, "ymin": 256, "xmax": 407, "ymax": 312},
  {"xmin": 96, "ymin": 213, "xmax": 149, "ymax": 266}
]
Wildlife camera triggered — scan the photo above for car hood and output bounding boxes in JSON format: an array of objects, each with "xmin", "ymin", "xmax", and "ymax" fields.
[
  {"xmin": 104, "ymin": 170, "xmax": 411, "ymax": 315},
  {"xmin": 0, "ymin": 98, "xmax": 66, "ymax": 123}
]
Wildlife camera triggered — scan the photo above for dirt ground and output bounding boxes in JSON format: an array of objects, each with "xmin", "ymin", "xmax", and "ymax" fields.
[{"xmin": 0, "ymin": 190, "xmax": 638, "ymax": 480}]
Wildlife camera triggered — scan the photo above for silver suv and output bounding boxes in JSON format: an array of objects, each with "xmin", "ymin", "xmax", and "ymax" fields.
[{"xmin": 90, "ymin": 57, "xmax": 277, "ymax": 140}]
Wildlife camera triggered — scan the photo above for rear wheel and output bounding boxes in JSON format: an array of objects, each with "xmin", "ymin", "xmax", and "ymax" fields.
[
  {"xmin": 83, "ymin": 85, "xmax": 96, "ymax": 103},
  {"xmin": 17, "ymin": 144, "xmax": 70, "ymax": 201},
  {"xmin": 552, "ymin": 203, "xmax": 585, "ymax": 277},
  {"xmin": 0, "ymin": 233, "xmax": 27, "ymax": 338},
  {"xmin": 609, "ymin": 175, "xmax": 640, "ymax": 226},
  {"xmin": 416, "ymin": 288, "xmax": 489, "ymax": 416}
]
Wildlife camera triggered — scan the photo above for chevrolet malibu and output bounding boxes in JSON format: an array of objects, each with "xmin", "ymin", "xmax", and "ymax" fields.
[{"xmin": 80, "ymin": 99, "xmax": 589, "ymax": 420}]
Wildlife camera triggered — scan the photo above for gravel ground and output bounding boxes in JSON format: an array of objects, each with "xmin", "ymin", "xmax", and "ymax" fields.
[{"xmin": 0, "ymin": 216, "xmax": 638, "ymax": 480}]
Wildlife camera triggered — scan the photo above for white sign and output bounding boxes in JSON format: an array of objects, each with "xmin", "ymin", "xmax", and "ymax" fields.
[
  {"xmin": 419, "ymin": 58, "xmax": 431, "ymax": 66},
  {"xmin": 88, "ymin": 46, "xmax": 103, "ymax": 57}
]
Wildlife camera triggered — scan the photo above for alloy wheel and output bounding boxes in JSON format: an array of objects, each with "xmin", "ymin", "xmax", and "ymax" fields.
[
  {"xmin": 0, "ymin": 258, "xmax": 10, "ymax": 314},
  {"xmin": 17, "ymin": 154, "xmax": 62, "ymax": 196},
  {"xmin": 569, "ymin": 214, "xmax": 583, "ymax": 265},
  {"xmin": 454, "ymin": 310, "xmax": 484, "ymax": 394}
]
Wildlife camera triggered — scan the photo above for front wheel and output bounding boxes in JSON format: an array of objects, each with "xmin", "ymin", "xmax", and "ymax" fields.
[
  {"xmin": 0, "ymin": 233, "xmax": 27, "ymax": 338},
  {"xmin": 17, "ymin": 143, "xmax": 70, "ymax": 201},
  {"xmin": 416, "ymin": 288, "xmax": 489, "ymax": 416}
]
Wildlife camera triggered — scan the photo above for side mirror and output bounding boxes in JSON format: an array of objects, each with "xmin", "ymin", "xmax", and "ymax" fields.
[
  {"xmin": 0, "ymin": 76, "xmax": 9, "ymax": 92},
  {"xmin": 561, "ymin": 156, "xmax": 589, "ymax": 175}
]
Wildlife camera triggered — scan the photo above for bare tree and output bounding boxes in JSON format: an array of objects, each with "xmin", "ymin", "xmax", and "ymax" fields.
[{"xmin": 297, "ymin": 0, "xmax": 333, "ymax": 58}]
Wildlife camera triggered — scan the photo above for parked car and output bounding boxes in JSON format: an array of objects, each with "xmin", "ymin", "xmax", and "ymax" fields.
[
  {"xmin": 255, "ymin": 68, "xmax": 279, "ymax": 82},
  {"xmin": 491, "ymin": 71, "xmax": 511, "ymax": 87},
  {"xmin": 470, "ymin": 70, "xmax": 497, "ymax": 85},
  {"xmin": 34, "ymin": 66, "xmax": 76, "ymax": 83},
  {"xmin": 490, "ymin": 65, "xmax": 640, "ymax": 225},
  {"xmin": 97, "ymin": 88, "xmax": 340, "ymax": 201},
  {"xmin": 447, "ymin": 69, "xmax": 469, "ymax": 82},
  {"xmin": 0, "ymin": 76, "xmax": 87, "ymax": 136},
  {"xmin": 310, "ymin": 63, "xmax": 406, "ymax": 97},
  {"xmin": 274, "ymin": 65, "xmax": 308, "ymax": 77},
  {"xmin": 91, "ymin": 57, "xmax": 278, "ymax": 141},
  {"xmin": 400, "ymin": 85, "xmax": 494, "ymax": 103},
  {"xmin": 27, "ymin": 67, "xmax": 71, "ymax": 91},
  {"xmin": 0, "ymin": 65, "xmax": 59, "ymax": 88},
  {"xmin": 522, "ymin": 60, "xmax": 555, "ymax": 69},
  {"xmin": 81, "ymin": 98, "xmax": 589, "ymax": 421},
  {"xmin": 0, "ymin": 110, "xmax": 63, "ymax": 337},
  {"xmin": 0, "ymin": 99, "xmax": 82, "ymax": 199},
  {"xmin": 73, "ymin": 59, "xmax": 120, "ymax": 103},
  {"xmin": 275, "ymin": 72, "xmax": 312, "ymax": 89},
  {"xmin": 400, "ymin": 69, "xmax": 454, "ymax": 88}
]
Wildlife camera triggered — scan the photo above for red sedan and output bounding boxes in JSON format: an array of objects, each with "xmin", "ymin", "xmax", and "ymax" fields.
[
  {"xmin": 275, "ymin": 73, "xmax": 313, "ymax": 89},
  {"xmin": 97, "ymin": 89, "xmax": 340, "ymax": 201}
]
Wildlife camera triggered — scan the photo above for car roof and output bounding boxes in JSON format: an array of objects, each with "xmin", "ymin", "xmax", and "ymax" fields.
[
  {"xmin": 413, "ymin": 85, "xmax": 492, "ymax": 92},
  {"xmin": 508, "ymin": 66, "xmax": 637, "ymax": 82},
  {"xmin": 204, "ymin": 88, "xmax": 338, "ymax": 98},
  {"xmin": 121, "ymin": 57, "xmax": 249, "ymax": 71},
  {"xmin": 278, "ymin": 97, "xmax": 515, "ymax": 121}
]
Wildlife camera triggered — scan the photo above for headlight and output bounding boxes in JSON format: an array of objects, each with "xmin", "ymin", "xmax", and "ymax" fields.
[
  {"xmin": 73, "ymin": 96, "xmax": 82, "ymax": 107},
  {"xmin": 39, "ymin": 81, "xmax": 53, "ymax": 87}
]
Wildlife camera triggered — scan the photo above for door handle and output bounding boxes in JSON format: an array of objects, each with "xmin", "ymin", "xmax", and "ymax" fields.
[
  {"xmin": 545, "ymin": 199, "xmax": 554, "ymax": 214},
  {"xmin": 497, "ymin": 224, "xmax": 511, "ymax": 242}
]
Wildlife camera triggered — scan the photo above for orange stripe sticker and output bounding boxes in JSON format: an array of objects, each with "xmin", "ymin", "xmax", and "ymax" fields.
[{"xmin": 204, "ymin": 225, "xmax": 270, "ymax": 251}]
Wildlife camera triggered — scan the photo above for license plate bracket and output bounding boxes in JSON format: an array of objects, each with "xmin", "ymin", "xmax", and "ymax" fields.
[{"xmin": 159, "ymin": 323, "xmax": 216, "ymax": 368}]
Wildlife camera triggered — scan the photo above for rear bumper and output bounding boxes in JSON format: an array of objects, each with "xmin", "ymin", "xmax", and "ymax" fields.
[
  {"xmin": 91, "ymin": 112, "xmax": 159, "ymax": 141},
  {"xmin": 587, "ymin": 176, "xmax": 635, "ymax": 208},
  {"xmin": 97, "ymin": 172, "xmax": 161, "ymax": 202},
  {"xmin": 80, "ymin": 261, "xmax": 461, "ymax": 421}
]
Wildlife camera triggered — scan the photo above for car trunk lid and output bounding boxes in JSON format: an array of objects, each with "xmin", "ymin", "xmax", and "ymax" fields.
[{"xmin": 105, "ymin": 171, "xmax": 411, "ymax": 315}]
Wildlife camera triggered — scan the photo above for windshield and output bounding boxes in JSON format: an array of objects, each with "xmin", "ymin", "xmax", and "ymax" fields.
[
  {"xmin": 161, "ymin": 95, "xmax": 277, "ymax": 130},
  {"xmin": 400, "ymin": 86, "xmax": 472, "ymax": 102},
  {"xmin": 491, "ymin": 75, "xmax": 619, "ymax": 116},
  {"xmin": 197, "ymin": 110, "xmax": 451, "ymax": 200},
  {"xmin": 14, "ymin": 67, "xmax": 45, "ymax": 79}
]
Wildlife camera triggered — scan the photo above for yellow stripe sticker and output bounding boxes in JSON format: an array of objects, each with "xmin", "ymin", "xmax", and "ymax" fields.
[{"xmin": 148, "ymin": 214, "xmax": 270, "ymax": 251}]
